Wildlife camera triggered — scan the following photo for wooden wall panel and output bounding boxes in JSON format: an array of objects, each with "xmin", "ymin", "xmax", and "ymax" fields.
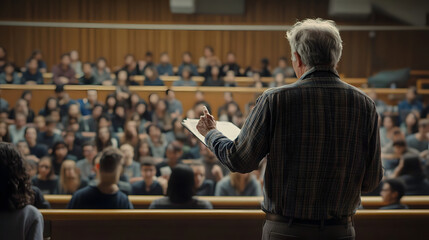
[
  {"xmin": 3, "ymin": 26, "xmax": 423, "ymax": 78},
  {"xmin": 0, "ymin": 0, "xmax": 405, "ymax": 25}
]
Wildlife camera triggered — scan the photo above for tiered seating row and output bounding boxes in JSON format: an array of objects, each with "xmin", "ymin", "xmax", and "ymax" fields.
[{"xmin": 0, "ymin": 85, "xmax": 412, "ymax": 118}]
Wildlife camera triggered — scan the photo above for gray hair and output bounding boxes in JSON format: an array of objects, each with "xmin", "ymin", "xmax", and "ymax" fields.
[{"xmin": 286, "ymin": 18, "xmax": 343, "ymax": 68}]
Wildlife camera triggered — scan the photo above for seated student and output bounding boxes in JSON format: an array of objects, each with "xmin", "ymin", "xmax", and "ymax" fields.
[
  {"xmin": 52, "ymin": 53, "xmax": 77, "ymax": 85},
  {"xmin": 0, "ymin": 143, "xmax": 44, "ymax": 240},
  {"xmin": 215, "ymin": 172, "xmax": 262, "ymax": 196},
  {"xmin": 80, "ymin": 104, "xmax": 103, "ymax": 133},
  {"xmin": 223, "ymin": 70, "xmax": 237, "ymax": 87},
  {"xmin": 8, "ymin": 99, "xmax": 35, "ymax": 127},
  {"xmin": 202, "ymin": 65, "xmax": 224, "ymax": 87},
  {"xmin": 177, "ymin": 52, "xmax": 199, "ymax": 76},
  {"xmin": 21, "ymin": 58, "xmax": 43, "ymax": 84},
  {"xmin": 132, "ymin": 157, "xmax": 163, "ymax": 195},
  {"xmin": 156, "ymin": 141, "xmax": 183, "ymax": 177},
  {"xmin": 149, "ymin": 165, "xmax": 213, "ymax": 209},
  {"xmin": 28, "ymin": 49, "xmax": 47, "ymax": 73},
  {"xmin": 398, "ymin": 87, "xmax": 423, "ymax": 124},
  {"xmin": 269, "ymin": 72, "xmax": 286, "ymax": 88},
  {"xmin": 191, "ymin": 161, "xmax": 215, "ymax": 196},
  {"xmin": 272, "ymin": 57, "xmax": 295, "ymax": 78},
  {"xmin": 37, "ymin": 117, "xmax": 63, "ymax": 150},
  {"xmin": 79, "ymin": 62, "xmax": 100, "ymax": 85},
  {"xmin": 220, "ymin": 52, "xmax": 241, "ymax": 77},
  {"xmin": 249, "ymin": 71, "xmax": 268, "ymax": 88},
  {"xmin": 380, "ymin": 179, "xmax": 409, "ymax": 209},
  {"xmin": 31, "ymin": 156, "xmax": 58, "ymax": 195},
  {"xmin": 70, "ymin": 50, "xmax": 83, "ymax": 77},
  {"xmin": 24, "ymin": 126, "xmax": 48, "ymax": 159},
  {"xmin": 93, "ymin": 57, "xmax": 112, "ymax": 85},
  {"xmin": 406, "ymin": 119, "xmax": 429, "ymax": 152},
  {"xmin": 391, "ymin": 154, "xmax": 429, "ymax": 195},
  {"xmin": 51, "ymin": 141, "xmax": 77, "ymax": 175},
  {"xmin": 0, "ymin": 121, "xmax": 11, "ymax": 143},
  {"xmin": 8, "ymin": 113, "xmax": 27, "ymax": 144},
  {"xmin": 56, "ymin": 160, "xmax": 88, "ymax": 194},
  {"xmin": 146, "ymin": 124, "xmax": 169, "ymax": 159},
  {"xmin": 76, "ymin": 142, "xmax": 98, "ymax": 180},
  {"xmin": 143, "ymin": 66, "xmax": 164, "ymax": 86},
  {"xmin": 38, "ymin": 97, "xmax": 58, "ymax": 117},
  {"xmin": 67, "ymin": 148, "xmax": 134, "ymax": 209},
  {"xmin": 259, "ymin": 58, "xmax": 271, "ymax": 77},
  {"xmin": 198, "ymin": 143, "xmax": 229, "ymax": 183},
  {"xmin": 0, "ymin": 62, "xmax": 21, "ymax": 84},
  {"xmin": 173, "ymin": 67, "xmax": 197, "ymax": 86},
  {"xmin": 88, "ymin": 152, "xmax": 132, "ymax": 195},
  {"xmin": 120, "ymin": 144, "xmax": 141, "ymax": 183},
  {"xmin": 156, "ymin": 52, "xmax": 174, "ymax": 76}
]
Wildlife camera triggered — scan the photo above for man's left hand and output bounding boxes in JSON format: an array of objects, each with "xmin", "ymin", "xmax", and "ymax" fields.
[{"xmin": 197, "ymin": 106, "xmax": 216, "ymax": 136}]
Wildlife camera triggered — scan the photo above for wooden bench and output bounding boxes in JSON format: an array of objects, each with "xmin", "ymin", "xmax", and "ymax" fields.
[
  {"xmin": 0, "ymin": 85, "xmax": 408, "ymax": 118},
  {"xmin": 40, "ymin": 209, "xmax": 429, "ymax": 240},
  {"xmin": 44, "ymin": 195, "xmax": 429, "ymax": 210}
]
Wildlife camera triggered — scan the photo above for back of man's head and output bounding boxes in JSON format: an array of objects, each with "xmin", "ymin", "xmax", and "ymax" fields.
[
  {"xmin": 286, "ymin": 18, "xmax": 342, "ymax": 68},
  {"xmin": 100, "ymin": 147, "xmax": 123, "ymax": 173}
]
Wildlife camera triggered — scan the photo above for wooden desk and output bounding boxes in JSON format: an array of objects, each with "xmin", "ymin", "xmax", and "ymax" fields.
[{"xmin": 40, "ymin": 209, "xmax": 429, "ymax": 240}]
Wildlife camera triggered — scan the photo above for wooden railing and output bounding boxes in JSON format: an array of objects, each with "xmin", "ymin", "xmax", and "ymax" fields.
[
  {"xmin": 40, "ymin": 209, "xmax": 429, "ymax": 240},
  {"xmin": 43, "ymin": 195, "xmax": 429, "ymax": 209}
]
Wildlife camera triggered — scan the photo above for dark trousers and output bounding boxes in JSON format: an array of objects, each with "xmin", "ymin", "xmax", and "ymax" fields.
[{"xmin": 262, "ymin": 219, "xmax": 355, "ymax": 240}]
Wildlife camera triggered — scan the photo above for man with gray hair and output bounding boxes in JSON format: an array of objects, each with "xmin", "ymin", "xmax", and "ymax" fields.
[{"xmin": 197, "ymin": 18, "xmax": 382, "ymax": 239}]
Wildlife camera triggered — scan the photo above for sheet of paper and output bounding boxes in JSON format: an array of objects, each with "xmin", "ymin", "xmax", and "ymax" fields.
[{"xmin": 181, "ymin": 119, "xmax": 241, "ymax": 146}]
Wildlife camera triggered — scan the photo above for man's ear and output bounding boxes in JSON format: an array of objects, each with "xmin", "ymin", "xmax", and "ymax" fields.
[{"xmin": 294, "ymin": 52, "xmax": 303, "ymax": 67}]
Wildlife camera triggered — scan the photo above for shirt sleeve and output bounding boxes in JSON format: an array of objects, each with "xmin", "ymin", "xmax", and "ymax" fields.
[
  {"xmin": 361, "ymin": 105, "xmax": 383, "ymax": 193},
  {"xmin": 205, "ymin": 94, "xmax": 271, "ymax": 173},
  {"xmin": 25, "ymin": 209, "xmax": 44, "ymax": 240}
]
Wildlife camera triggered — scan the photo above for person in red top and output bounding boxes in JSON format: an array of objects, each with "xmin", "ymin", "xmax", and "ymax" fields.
[{"xmin": 52, "ymin": 53, "xmax": 77, "ymax": 85}]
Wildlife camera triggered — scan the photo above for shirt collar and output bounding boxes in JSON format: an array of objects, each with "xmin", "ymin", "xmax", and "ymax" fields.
[{"xmin": 299, "ymin": 66, "xmax": 340, "ymax": 81}]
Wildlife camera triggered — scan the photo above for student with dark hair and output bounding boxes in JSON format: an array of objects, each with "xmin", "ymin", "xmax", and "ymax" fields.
[
  {"xmin": 38, "ymin": 97, "xmax": 59, "ymax": 117},
  {"xmin": 173, "ymin": 67, "xmax": 197, "ymax": 86},
  {"xmin": 191, "ymin": 161, "xmax": 215, "ymax": 196},
  {"xmin": 143, "ymin": 66, "xmax": 164, "ymax": 86},
  {"xmin": 149, "ymin": 165, "xmax": 212, "ymax": 209},
  {"xmin": 111, "ymin": 103, "xmax": 126, "ymax": 133},
  {"xmin": 259, "ymin": 58, "xmax": 271, "ymax": 77},
  {"xmin": 380, "ymin": 179, "xmax": 409, "ymax": 209},
  {"xmin": 0, "ymin": 143, "xmax": 44, "ymax": 240},
  {"xmin": 31, "ymin": 157, "xmax": 59, "ymax": 195},
  {"xmin": 391, "ymin": 154, "xmax": 429, "ymax": 195},
  {"xmin": 177, "ymin": 52, "xmax": 199, "ymax": 76},
  {"xmin": 132, "ymin": 157, "xmax": 163, "ymax": 195},
  {"xmin": 51, "ymin": 141, "xmax": 77, "ymax": 175},
  {"xmin": 0, "ymin": 62, "xmax": 21, "ymax": 84},
  {"xmin": 67, "ymin": 148, "xmax": 134, "ymax": 209},
  {"xmin": 21, "ymin": 58, "xmax": 44, "ymax": 84},
  {"xmin": 79, "ymin": 62, "xmax": 99, "ymax": 85},
  {"xmin": 37, "ymin": 116, "xmax": 62, "ymax": 150},
  {"xmin": 52, "ymin": 53, "xmax": 77, "ymax": 85},
  {"xmin": 28, "ymin": 49, "xmax": 47, "ymax": 73},
  {"xmin": 400, "ymin": 112, "xmax": 419, "ymax": 137},
  {"xmin": 93, "ymin": 57, "xmax": 112, "ymax": 85}
]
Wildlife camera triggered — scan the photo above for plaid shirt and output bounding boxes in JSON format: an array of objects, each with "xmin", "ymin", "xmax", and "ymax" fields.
[{"xmin": 205, "ymin": 66, "xmax": 383, "ymax": 220}]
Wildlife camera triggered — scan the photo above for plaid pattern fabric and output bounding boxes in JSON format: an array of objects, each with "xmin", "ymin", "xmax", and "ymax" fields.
[{"xmin": 205, "ymin": 66, "xmax": 383, "ymax": 220}]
